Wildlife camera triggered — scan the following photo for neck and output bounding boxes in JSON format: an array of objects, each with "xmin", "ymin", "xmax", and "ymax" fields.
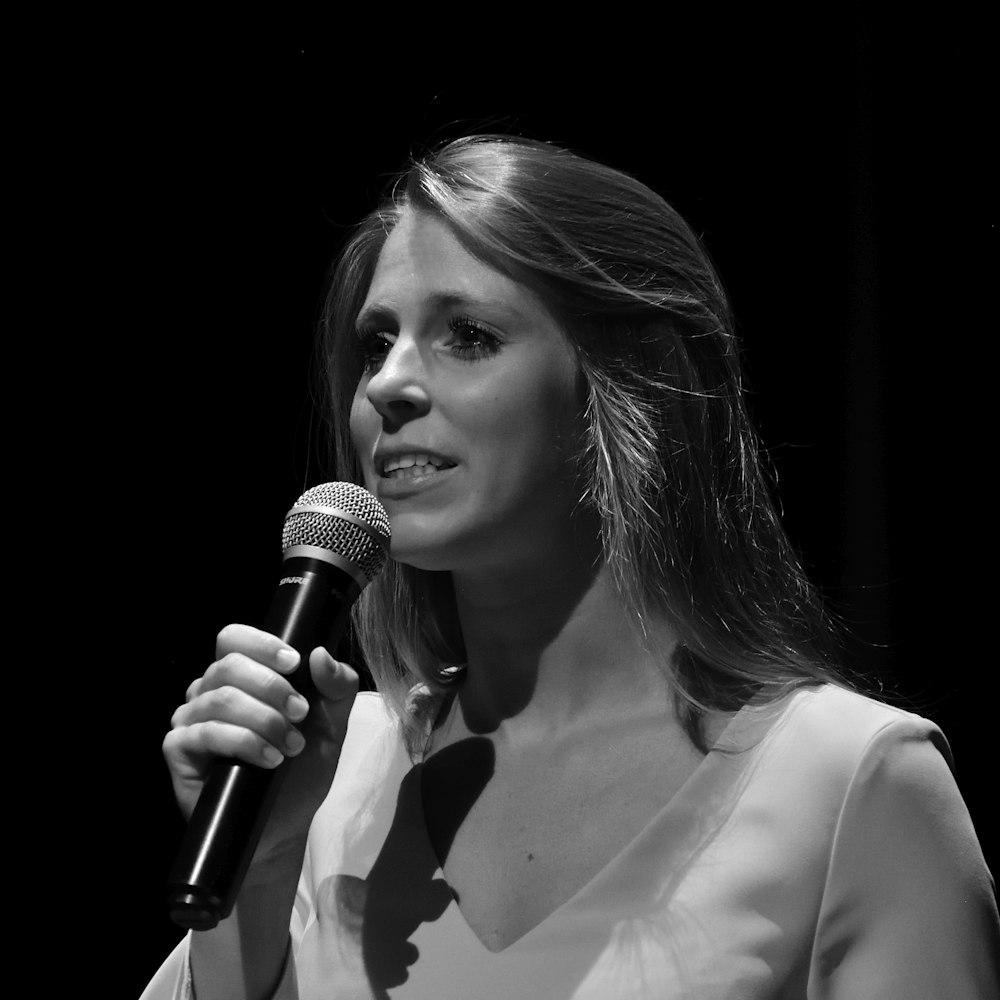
[{"xmin": 448, "ymin": 558, "xmax": 680, "ymax": 744}]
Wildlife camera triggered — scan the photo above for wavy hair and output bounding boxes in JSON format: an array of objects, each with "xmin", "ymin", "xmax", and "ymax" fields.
[{"xmin": 318, "ymin": 135, "xmax": 848, "ymax": 754}]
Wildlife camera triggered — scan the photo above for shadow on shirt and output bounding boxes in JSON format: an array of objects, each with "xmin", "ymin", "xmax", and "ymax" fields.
[{"xmin": 312, "ymin": 736, "xmax": 495, "ymax": 995}]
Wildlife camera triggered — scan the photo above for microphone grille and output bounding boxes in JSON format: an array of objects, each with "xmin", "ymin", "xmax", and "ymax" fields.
[{"xmin": 281, "ymin": 482, "xmax": 391, "ymax": 583}]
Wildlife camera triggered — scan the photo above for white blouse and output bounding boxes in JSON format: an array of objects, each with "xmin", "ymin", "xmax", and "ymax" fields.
[{"xmin": 142, "ymin": 684, "xmax": 999, "ymax": 998}]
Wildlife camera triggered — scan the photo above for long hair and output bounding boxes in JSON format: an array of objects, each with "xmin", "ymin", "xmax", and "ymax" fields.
[{"xmin": 318, "ymin": 135, "xmax": 847, "ymax": 754}]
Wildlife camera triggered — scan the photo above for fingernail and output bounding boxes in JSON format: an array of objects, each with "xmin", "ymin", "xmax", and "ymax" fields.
[
  {"xmin": 276, "ymin": 648, "xmax": 300, "ymax": 671},
  {"xmin": 285, "ymin": 730, "xmax": 306, "ymax": 754},
  {"xmin": 286, "ymin": 694, "xmax": 309, "ymax": 721},
  {"xmin": 262, "ymin": 746, "xmax": 283, "ymax": 767}
]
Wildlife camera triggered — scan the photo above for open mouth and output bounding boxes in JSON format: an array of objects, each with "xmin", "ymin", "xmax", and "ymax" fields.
[{"xmin": 380, "ymin": 454, "xmax": 457, "ymax": 480}]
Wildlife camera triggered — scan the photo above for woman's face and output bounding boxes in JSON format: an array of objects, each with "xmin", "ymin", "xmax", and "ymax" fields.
[{"xmin": 349, "ymin": 210, "xmax": 585, "ymax": 575}]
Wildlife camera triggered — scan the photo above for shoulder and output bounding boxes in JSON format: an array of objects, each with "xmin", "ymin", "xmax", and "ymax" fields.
[
  {"xmin": 336, "ymin": 691, "xmax": 411, "ymax": 782},
  {"xmin": 751, "ymin": 685, "xmax": 994, "ymax": 918},
  {"xmin": 776, "ymin": 682, "xmax": 943, "ymax": 743},
  {"xmin": 710, "ymin": 683, "xmax": 962, "ymax": 852},
  {"xmin": 344, "ymin": 691, "xmax": 399, "ymax": 744},
  {"xmin": 732, "ymin": 683, "xmax": 953, "ymax": 784},
  {"xmin": 772, "ymin": 690, "xmax": 1000, "ymax": 993}
]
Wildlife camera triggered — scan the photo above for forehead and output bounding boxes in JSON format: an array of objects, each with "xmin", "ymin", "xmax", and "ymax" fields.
[{"xmin": 361, "ymin": 210, "xmax": 555, "ymax": 326}]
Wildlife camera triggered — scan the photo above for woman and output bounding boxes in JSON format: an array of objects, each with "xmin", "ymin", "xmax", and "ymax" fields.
[{"xmin": 144, "ymin": 136, "xmax": 998, "ymax": 998}]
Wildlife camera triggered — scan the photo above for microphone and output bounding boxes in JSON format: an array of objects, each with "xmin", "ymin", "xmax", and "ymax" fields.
[{"xmin": 165, "ymin": 482, "xmax": 390, "ymax": 930}]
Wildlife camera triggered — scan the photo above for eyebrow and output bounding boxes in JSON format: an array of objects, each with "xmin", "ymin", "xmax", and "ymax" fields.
[{"xmin": 354, "ymin": 290, "xmax": 530, "ymax": 332}]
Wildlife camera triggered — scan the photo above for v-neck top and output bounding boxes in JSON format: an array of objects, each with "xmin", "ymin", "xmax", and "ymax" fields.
[{"xmin": 142, "ymin": 685, "xmax": 999, "ymax": 999}]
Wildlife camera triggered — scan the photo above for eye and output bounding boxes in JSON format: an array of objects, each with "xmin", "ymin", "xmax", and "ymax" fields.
[
  {"xmin": 447, "ymin": 316, "xmax": 502, "ymax": 362},
  {"xmin": 355, "ymin": 329, "xmax": 394, "ymax": 372}
]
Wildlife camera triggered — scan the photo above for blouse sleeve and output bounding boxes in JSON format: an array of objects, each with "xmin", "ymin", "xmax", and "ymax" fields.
[
  {"xmin": 138, "ymin": 935, "xmax": 192, "ymax": 1000},
  {"xmin": 809, "ymin": 720, "xmax": 1000, "ymax": 998},
  {"xmin": 137, "ymin": 931, "xmax": 298, "ymax": 1000}
]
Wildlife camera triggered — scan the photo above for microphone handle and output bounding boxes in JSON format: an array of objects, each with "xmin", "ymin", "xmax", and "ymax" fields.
[{"xmin": 166, "ymin": 557, "xmax": 360, "ymax": 930}]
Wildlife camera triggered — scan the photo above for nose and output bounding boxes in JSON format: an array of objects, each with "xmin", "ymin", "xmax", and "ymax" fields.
[{"xmin": 364, "ymin": 334, "xmax": 431, "ymax": 427}]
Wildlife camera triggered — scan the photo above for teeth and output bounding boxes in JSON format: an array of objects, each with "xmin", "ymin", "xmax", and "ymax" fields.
[
  {"xmin": 382, "ymin": 454, "xmax": 454, "ymax": 476},
  {"xmin": 387, "ymin": 465, "xmax": 440, "ymax": 480}
]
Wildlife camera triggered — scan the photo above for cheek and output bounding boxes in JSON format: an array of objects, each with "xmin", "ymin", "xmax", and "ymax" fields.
[
  {"xmin": 469, "ymin": 364, "xmax": 582, "ymax": 468},
  {"xmin": 348, "ymin": 391, "xmax": 378, "ymax": 479}
]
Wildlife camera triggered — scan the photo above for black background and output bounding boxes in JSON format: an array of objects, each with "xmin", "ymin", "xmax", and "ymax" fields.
[{"xmin": 27, "ymin": 16, "xmax": 992, "ymax": 995}]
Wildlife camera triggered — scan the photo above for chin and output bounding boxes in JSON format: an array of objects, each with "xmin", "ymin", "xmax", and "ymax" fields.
[
  {"xmin": 386, "ymin": 519, "xmax": 502, "ymax": 576},
  {"xmin": 386, "ymin": 530, "xmax": 460, "ymax": 574},
  {"xmin": 389, "ymin": 552, "xmax": 458, "ymax": 575}
]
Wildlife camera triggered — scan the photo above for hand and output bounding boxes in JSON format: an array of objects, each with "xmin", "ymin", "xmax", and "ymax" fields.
[{"xmin": 162, "ymin": 623, "xmax": 359, "ymax": 863}]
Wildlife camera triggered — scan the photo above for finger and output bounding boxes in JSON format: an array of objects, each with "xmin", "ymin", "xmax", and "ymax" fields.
[
  {"xmin": 185, "ymin": 676, "xmax": 203, "ymax": 702},
  {"xmin": 172, "ymin": 685, "xmax": 307, "ymax": 758},
  {"xmin": 214, "ymin": 623, "xmax": 302, "ymax": 676},
  {"xmin": 309, "ymin": 647, "xmax": 359, "ymax": 706},
  {"xmin": 168, "ymin": 719, "xmax": 288, "ymax": 770},
  {"xmin": 200, "ymin": 652, "xmax": 310, "ymax": 722}
]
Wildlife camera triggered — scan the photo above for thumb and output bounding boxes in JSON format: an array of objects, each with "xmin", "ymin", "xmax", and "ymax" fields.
[{"xmin": 308, "ymin": 646, "xmax": 359, "ymax": 714}]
